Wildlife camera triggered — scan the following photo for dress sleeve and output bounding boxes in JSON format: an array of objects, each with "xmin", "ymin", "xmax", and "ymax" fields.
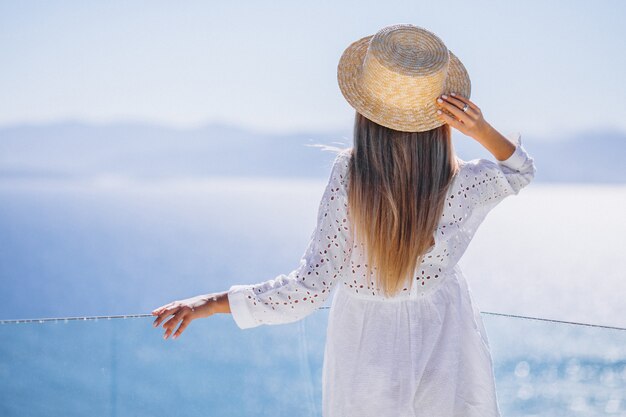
[
  {"xmin": 227, "ymin": 149, "xmax": 354, "ymax": 329},
  {"xmin": 463, "ymin": 132, "xmax": 536, "ymax": 210}
]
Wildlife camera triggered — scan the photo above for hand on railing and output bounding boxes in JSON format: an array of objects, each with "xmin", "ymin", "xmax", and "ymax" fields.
[{"xmin": 151, "ymin": 291, "xmax": 229, "ymax": 340}]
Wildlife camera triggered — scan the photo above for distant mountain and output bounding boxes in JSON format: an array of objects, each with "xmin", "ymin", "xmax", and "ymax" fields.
[{"xmin": 0, "ymin": 122, "xmax": 622, "ymax": 183}]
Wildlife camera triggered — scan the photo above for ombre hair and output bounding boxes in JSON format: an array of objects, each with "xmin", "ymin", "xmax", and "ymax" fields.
[{"xmin": 345, "ymin": 111, "xmax": 460, "ymax": 297}]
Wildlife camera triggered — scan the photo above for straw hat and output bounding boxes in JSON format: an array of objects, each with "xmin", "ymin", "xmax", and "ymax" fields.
[{"xmin": 337, "ymin": 23, "xmax": 471, "ymax": 132}]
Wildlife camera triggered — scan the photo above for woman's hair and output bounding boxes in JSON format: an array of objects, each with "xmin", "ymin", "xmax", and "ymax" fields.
[{"xmin": 346, "ymin": 111, "xmax": 460, "ymax": 297}]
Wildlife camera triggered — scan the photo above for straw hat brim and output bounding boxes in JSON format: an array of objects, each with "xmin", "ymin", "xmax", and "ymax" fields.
[{"xmin": 338, "ymin": 34, "xmax": 472, "ymax": 132}]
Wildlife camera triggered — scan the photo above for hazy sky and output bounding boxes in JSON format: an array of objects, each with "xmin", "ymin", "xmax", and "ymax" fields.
[{"xmin": 1, "ymin": 0, "xmax": 625, "ymax": 139}]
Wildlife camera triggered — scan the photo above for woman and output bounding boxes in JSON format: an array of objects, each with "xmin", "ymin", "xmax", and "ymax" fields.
[{"xmin": 152, "ymin": 24, "xmax": 536, "ymax": 416}]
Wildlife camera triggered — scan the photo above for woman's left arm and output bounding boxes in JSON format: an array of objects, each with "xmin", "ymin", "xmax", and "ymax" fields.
[
  {"xmin": 227, "ymin": 149, "xmax": 353, "ymax": 330},
  {"xmin": 152, "ymin": 149, "xmax": 353, "ymax": 337}
]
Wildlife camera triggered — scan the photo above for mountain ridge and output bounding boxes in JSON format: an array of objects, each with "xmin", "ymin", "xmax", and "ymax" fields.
[{"xmin": 0, "ymin": 122, "xmax": 622, "ymax": 183}]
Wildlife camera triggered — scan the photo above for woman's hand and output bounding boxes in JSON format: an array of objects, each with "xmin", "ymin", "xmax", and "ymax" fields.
[
  {"xmin": 435, "ymin": 93, "xmax": 490, "ymax": 140},
  {"xmin": 151, "ymin": 292, "xmax": 226, "ymax": 340},
  {"xmin": 435, "ymin": 93, "xmax": 517, "ymax": 161}
]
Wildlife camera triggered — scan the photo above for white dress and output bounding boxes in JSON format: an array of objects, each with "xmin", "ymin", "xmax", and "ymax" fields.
[{"xmin": 227, "ymin": 132, "xmax": 536, "ymax": 417}]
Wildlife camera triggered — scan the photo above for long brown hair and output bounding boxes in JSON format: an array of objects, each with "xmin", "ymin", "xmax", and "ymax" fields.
[{"xmin": 346, "ymin": 112, "xmax": 460, "ymax": 297}]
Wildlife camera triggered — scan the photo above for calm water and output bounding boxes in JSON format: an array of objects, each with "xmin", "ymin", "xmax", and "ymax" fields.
[
  {"xmin": 0, "ymin": 178, "xmax": 625, "ymax": 415},
  {"xmin": 1, "ymin": 313, "xmax": 626, "ymax": 416}
]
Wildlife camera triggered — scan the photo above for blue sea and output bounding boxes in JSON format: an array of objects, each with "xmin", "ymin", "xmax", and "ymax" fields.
[{"xmin": 0, "ymin": 177, "xmax": 625, "ymax": 416}]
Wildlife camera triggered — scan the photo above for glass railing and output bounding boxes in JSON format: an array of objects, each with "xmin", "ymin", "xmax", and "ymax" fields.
[{"xmin": 1, "ymin": 310, "xmax": 625, "ymax": 416}]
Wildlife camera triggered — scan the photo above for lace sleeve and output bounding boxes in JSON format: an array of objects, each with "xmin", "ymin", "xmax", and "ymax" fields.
[
  {"xmin": 227, "ymin": 149, "xmax": 354, "ymax": 329},
  {"xmin": 462, "ymin": 132, "xmax": 536, "ymax": 210}
]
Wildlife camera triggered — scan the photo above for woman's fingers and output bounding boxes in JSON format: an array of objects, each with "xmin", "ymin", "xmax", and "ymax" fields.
[
  {"xmin": 152, "ymin": 302, "xmax": 176, "ymax": 316},
  {"xmin": 436, "ymin": 109, "xmax": 463, "ymax": 131},
  {"xmin": 437, "ymin": 96, "xmax": 474, "ymax": 123},
  {"xmin": 449, "ymin": 93, "xmax": 479, "ymax": 112},
  {"xmin": 435, "ymin": 93, "xmax": 488, "ymax": 138},
  {"xmin": 171, "ymin": 317, "xmax": 191, "ymax": 339},
  {"xmin": 162, "ymin": 311, "xmax": 184, "ymax": 339},
  {"xmin": 151, "ymin": 295, "xmax": 217, "ymax": 339},
  {"xmin": 160, "ymin": 306, "xmax": 196, "ymax": 339},
  {"xmin": 152, "ymin": 305, "xmax": 180, "ymax": 328}
]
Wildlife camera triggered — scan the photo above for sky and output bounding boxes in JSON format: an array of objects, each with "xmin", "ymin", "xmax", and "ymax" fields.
[{"xmin": 1, "ymin": 0, "xmax": 625, "ymax": 140}]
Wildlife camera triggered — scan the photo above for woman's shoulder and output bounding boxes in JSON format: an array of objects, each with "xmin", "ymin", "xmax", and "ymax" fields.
[
  {"xmin": 452, "ymin": 156, "xmax": 477, "ymax": 180},
  {"xmin": 337, "ymin": 146, "xmax": 353, "ymax": 159},
  {"xmin": 454, "ymin": 155, "xmax": 500, "ymax": 178},
  {"xmin": 324, "ymin": 147, "xmax": 352, "ymax": 190},
  {"xmin": 330, "ymin": 147, "xmax": 353, "ymax": 169},
  {"xmin": 448, "ymin": 156, "xmax": 499, "ymax": 196}
]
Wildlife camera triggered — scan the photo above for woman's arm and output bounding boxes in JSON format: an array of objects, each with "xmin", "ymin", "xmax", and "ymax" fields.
[
  {"xmin": 225, "ymin": 149, "xmax": 353, "ymax": 330},
  {"xmin": 212, "ymin": 292, "xmax": 231, "ymax": 314},
  {"xmin": 435, "ymin": 93, "xmax": 536, "ymax": 208},
  {"xmin": 472, "ymin": 122, "xmax": 517, "ymax": 162},
  {"xmin": 152, "ymin": 148, "xmax": 353, "ymax": 338},
  {"xmin": 436, "ymin": 92, "xmax": 516, "ymax": 159}
]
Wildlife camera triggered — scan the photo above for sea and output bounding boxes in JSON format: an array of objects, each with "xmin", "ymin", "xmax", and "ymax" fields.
[{"xmin": 0, "ymin": 177, "xmax": 625, "ymax": 416}]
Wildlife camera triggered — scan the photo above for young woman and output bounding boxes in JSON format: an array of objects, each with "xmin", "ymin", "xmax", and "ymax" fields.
[{"xmin": 152, "ymin": 24, "xmax": 536, "ymax": 417}]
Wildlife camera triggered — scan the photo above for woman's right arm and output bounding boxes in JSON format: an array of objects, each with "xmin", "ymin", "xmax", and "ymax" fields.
[
  {"xmin": 435, "ymin": 93, "xmax": 537, "ymax": 208},
  {"xmin": 472, "ymin": 122, "xmax": 518, "ymax": 162},
  {"xmin": 463, "ymin": 131, "xmax": 536, "ymax": 208}
]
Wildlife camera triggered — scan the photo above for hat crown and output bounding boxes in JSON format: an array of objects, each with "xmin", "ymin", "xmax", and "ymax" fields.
[
  {"xmin": 360, "ymin": 24, "xmax": 450, "ymax": 108},
  {"xmin": 337, "ymin": 23, "xmax": 471, "ymax": 132}
]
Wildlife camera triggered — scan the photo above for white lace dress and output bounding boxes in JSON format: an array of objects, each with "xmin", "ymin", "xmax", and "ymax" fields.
[{"xmin": 227, "ymin": 132, "xmax": 536, "ymax": 417}]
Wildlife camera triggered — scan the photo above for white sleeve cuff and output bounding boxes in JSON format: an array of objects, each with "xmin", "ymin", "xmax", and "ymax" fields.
[
  {"xmin": 497, "ymin": 131, "xmax": 527, "ymax": 171},
  {"xmin": 227, "ymin": 284, "xmax": 259, "ymax": 329}
]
